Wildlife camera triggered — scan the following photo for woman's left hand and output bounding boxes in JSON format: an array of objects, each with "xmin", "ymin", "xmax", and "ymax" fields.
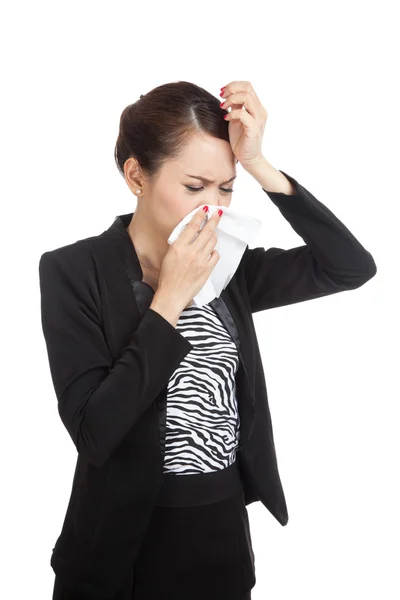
[{"xmin": 220, "ymin": 81, "xmax": 268, "ymax": 168}]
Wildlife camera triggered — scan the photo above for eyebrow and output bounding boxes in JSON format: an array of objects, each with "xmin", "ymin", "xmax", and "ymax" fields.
[{"xmin": 184, "ymin": 174, "xmax": 237, "ymax": 185}]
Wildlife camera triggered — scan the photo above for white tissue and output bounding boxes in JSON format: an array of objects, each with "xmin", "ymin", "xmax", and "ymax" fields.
[{"xmin": 167, "ymin": 204, "xmax": 263, "ymax": 307}]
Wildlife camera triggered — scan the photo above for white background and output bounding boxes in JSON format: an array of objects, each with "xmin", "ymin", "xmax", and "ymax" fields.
[{"xmin": 1, "ymin": 1, "xmax": 398, "ymax": 598}]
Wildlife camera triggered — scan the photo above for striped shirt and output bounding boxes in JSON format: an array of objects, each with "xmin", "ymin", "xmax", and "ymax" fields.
[{"xmin": 162, "ymin": 303, "xmax": 241, "ymax": 475}]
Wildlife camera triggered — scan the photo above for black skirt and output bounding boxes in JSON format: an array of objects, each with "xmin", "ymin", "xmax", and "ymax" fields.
[
  {"xmin": 131, "ymin": 489, "xmax": 256, "ymax": 600},
  {"xmin": 52, "ymin": 462, "xmax": 256, "ymax": 600}
]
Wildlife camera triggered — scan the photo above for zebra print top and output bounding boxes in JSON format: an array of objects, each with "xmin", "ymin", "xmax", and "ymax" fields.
[
  {"xmin": 155, "ymin": 302, "xmax": 244, "ymax": 507},
  {"xmin": 163, "ymin": 302, "xmax": 242, "ymax": 474}
]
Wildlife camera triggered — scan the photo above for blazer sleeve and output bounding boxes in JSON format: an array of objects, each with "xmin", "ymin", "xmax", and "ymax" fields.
[
  {"xmin": 39, "ymin": 247, "xmax": 193, "ymax": 468},
  {"xmin": 242, "ymin": 170, "xmax": 377, "ymax": 313}
]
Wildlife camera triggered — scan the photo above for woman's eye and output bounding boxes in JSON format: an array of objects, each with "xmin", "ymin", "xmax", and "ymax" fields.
[{"xmin": 185, "ymin": 186, "xmax": 235, "ymax": 193}]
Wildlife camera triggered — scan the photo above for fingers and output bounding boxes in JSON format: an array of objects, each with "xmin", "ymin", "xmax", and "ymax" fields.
[
  {"xmin": 220, "ymin": 81, "xmax": 267, "ymax": 120},
  {"xmin": 176, "ymin": 206, "xmax": 219, "ymax": 246},
  {"xmin": 221, "ymin": 91, "xmax": 259, "ymax": 118}
]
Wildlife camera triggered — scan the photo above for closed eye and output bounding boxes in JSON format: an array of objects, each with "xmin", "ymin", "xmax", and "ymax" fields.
[{"xmin": 185, "ymin": 186, "xmax": 235, "ymax": 193}]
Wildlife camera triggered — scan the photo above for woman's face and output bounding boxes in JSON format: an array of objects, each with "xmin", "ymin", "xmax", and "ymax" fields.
[{"xmin": 127, "ymin": 133, "xmax": 238, "ymax": 240}]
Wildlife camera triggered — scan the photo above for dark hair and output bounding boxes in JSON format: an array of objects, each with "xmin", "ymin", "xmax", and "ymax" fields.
[{"xmin": 114, "ymin": 81, "xmax": 231, "ymax": 183}]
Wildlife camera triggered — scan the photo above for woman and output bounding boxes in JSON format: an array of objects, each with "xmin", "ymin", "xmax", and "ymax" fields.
[{"xmin": 40, "ymin": 80, "xmax": 376, "ymax": 600}]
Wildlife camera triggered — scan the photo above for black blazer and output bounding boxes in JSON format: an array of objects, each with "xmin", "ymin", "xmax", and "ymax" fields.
[{"xmin": 39, "ymin": 170, "xmax": 376, "ymax": 598}]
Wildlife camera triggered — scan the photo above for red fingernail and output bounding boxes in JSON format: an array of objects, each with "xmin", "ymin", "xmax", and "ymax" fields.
[
  {"xmin": 203, "ymin": 205, "xmax": 209, "ymax": 212},
  {"xmin": 220, "ymin": 86, "xmax": 226, "ymax": 92},
  {"xmin": 218, "ymin": 209, "xmax": 223, "ymax": 217}
]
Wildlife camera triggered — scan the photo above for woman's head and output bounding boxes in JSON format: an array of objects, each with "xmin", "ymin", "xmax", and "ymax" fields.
[{"xmin": 114, "ymin": 81, "xmax": 238, "ymax": 242}]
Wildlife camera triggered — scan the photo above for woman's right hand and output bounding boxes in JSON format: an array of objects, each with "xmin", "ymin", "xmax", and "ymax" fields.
[{"xmin": 157, "ymin": 206, "xmax": 223, "ymax": 310}]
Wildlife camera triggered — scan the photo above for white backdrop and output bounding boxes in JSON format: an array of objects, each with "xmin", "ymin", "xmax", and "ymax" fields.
[{"xmin": 1, "ymin": 1, "xmax": 397, "ymax": 598}]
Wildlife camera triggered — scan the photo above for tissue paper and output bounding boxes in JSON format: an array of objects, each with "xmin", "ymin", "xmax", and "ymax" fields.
[{"xmin": 167, "ymin": 204, "xmax": 262, "ymax": 307}]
